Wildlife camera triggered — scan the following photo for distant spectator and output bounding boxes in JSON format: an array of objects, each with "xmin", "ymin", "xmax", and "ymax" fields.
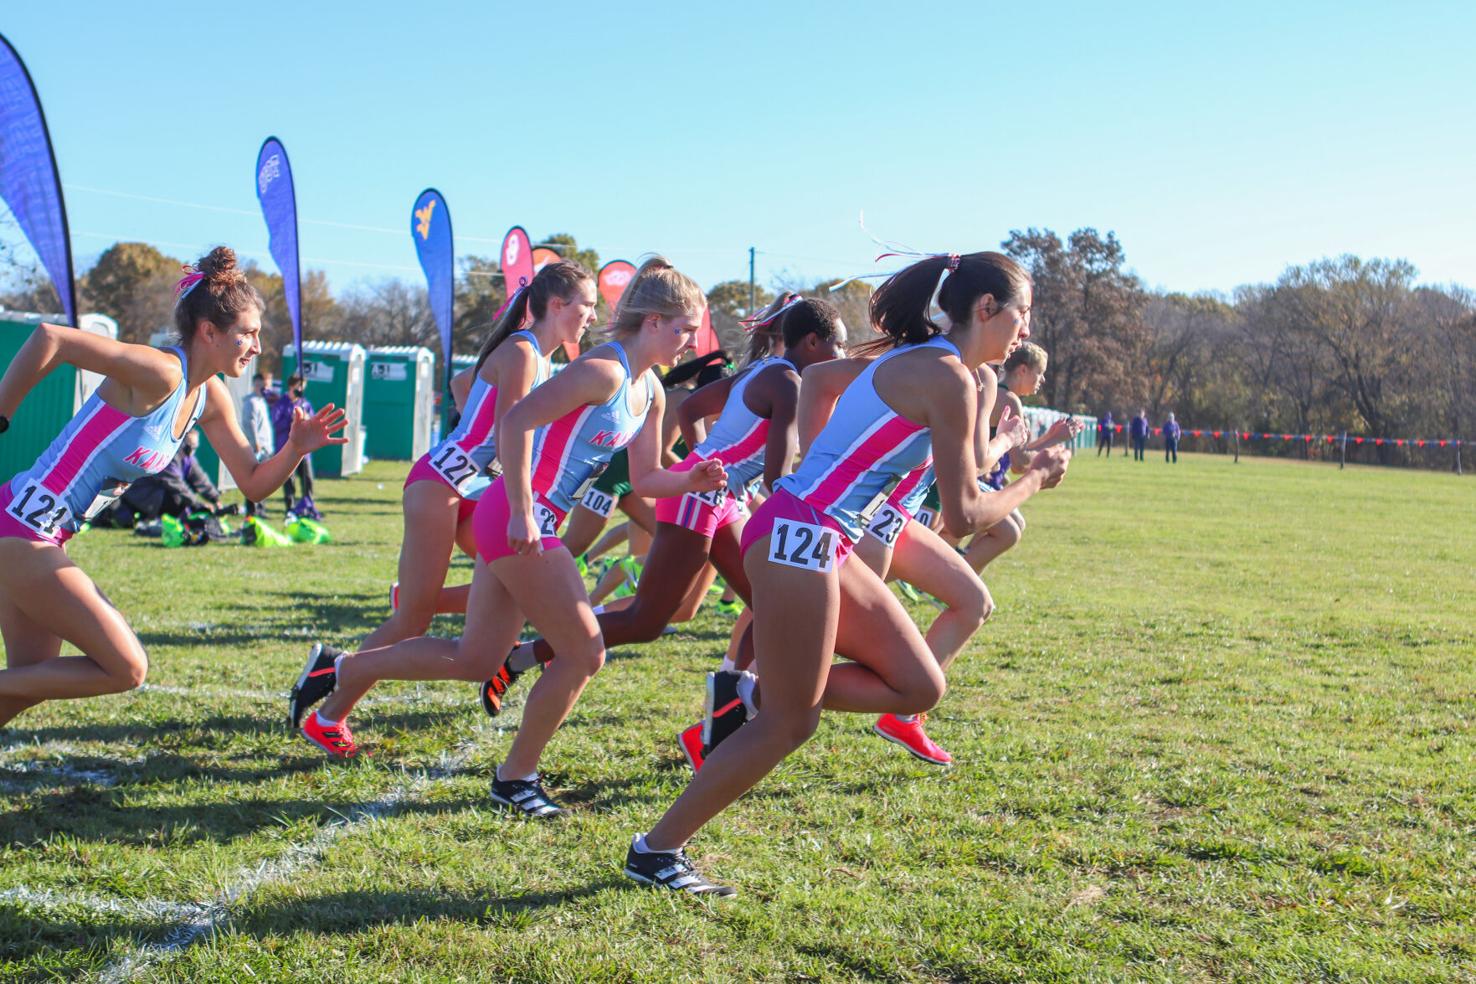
[
  {"xmin": 1097, "ymin": 411, "xmax": 1115, "ymax": 456},
  {"xmin": 241, "ymin": 371, "xmax": 276, "ymax": 516},
  {"xmin": 273, "ymin": 373, "xmax": 321, "ymax": 518},
  {"xmin": 1130, "ymin": 409, "xmax": 1150, "ymax": 461},
  {"xmin": 113, "ymin": 429, "xmax": 221, "ymax": 522},
  {"xmin": 1163, "ymin": 412, "xmax": 1182, "ymax": 463}
]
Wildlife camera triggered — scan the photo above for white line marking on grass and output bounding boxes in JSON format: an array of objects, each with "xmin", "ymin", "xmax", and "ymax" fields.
[
  {"xmin": 94, "ymin": 707, "xmax": 516, "ymax": 983},
  {"xmin": 136, "ymin": 682, "xmax": 465, "ymax": 709},
  {"xmin": 0, "ymin": 886, "xmax": 205, "ymax": 921}
]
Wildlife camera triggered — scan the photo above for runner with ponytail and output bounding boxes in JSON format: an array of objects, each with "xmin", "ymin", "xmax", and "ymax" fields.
[
  {"xmin": 288, "ymin": 261, "xmax": 596, "ymax": 746},
  {"xmin": 484, "ymin": 293, "xmax": 846, "ymax": 729},
  {"xmin": 624, "ymin": 250, "xmax": 1070, "ymax": 896}
]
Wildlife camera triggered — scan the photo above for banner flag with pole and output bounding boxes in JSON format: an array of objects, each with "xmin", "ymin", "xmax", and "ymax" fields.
[
  {"xmin": 597, "ymin": 259, "xmax": 636, "ymax": 312},
  {"xmin": 0, "ymin": 33, "xmax": 77, "ymax": 324},
  {"xmin": 410, "ymin": 188, "xmax": 454, "ymax": 393},
  {"xmin": 255, "ymin": 136, "xmax": 302, "ymax": 357}
]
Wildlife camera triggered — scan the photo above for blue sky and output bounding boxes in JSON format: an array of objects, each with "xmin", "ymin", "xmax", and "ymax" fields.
[{"xmin": 4, "ymin": 1, "xmax": 1474, "ymax": 299}]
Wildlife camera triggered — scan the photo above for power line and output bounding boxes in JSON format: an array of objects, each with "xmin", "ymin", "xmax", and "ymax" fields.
[{"xmin": 62, "ymin": 184, "xmax": 507, "ymax": 244}]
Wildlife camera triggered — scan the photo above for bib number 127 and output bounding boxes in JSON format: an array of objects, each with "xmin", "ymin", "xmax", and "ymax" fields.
[{"xmin": 767, "ymin": 518, "xmax": 836, "ymax": 573}]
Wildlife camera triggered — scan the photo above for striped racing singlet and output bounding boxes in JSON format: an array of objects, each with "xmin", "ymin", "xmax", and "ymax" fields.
[
  {"xmin": 420, "ymin": 331, "xmax": 547, "ymax": 498},
  {"xmin": 778, "ymin": 336, "xmax": 958, "ymax": 541},
  {"xmin": 531, "ymin": 341, "xmax": 656, "ymax": 513},
  {"xmin": 3, "ymin": 347, "xmax": 206, "ymax": 545},
  {"xmin": 690, "ymin": 355, "xmax": 794, "ymax": 494}
]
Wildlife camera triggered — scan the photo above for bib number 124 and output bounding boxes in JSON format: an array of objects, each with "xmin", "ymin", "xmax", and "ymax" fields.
[{"xmin": 767, "ymin": 518, "xmax": 836, "ymax": 573}]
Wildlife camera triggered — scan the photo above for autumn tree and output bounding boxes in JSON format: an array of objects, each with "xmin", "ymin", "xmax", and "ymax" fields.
[{"xmin": 79, "ymin": 241, "xmax": 181, "ymax": 341}]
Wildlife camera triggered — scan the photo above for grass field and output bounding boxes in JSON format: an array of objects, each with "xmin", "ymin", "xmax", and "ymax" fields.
[{"xmin": 2, "ymin": 453, "xmax": 1473, "ymax": 982}]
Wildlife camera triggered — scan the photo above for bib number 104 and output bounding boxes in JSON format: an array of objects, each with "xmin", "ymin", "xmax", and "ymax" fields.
[
  {"xmin": 6, "ymin": 480, "xmax": 72, "ymax": 537},
  {"xmin": 767, "ymin": 518, "xmax": 836, "ymax": 573}
]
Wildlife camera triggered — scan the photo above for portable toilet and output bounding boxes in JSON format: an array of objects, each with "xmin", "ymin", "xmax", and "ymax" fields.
[
  {"xmin": 282, "ymin": 341, "xmax": 367, "ymax": 477},
  {"xmin": 364, "ymin": 346, "xmax": 435, "ymax": 461},
  {"xmin": 0, "ymin": 311, "xmax": 117, "ymax": 482}
]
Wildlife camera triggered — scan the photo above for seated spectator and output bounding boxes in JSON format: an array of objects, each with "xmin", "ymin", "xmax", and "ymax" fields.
[{"xmin": 104, "ymin": 430, "xmax": 230, "ymax": 525}]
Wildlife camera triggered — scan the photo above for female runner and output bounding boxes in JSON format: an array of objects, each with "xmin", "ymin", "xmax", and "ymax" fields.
[
  {"xmin": 288, "ymin": 261, "xmax": 595, "ymax": 734},
  {"xmin": 0, "ymin": 248, "xmax": 346, "ymax": 727},
  {"xmin": 955, "ymin": 342, "xmax": 1082, "ymax": 575},
  {"xmin": 623, "ymin": 251, "xmax": 1070, "ymax": 896},
  {"xmin": 290, "ymin": 258, "xmax": 723, "ymax": 819},
  {"xmin": 483, "ymin": 294, "xmax": 846, "ymax": 716}
]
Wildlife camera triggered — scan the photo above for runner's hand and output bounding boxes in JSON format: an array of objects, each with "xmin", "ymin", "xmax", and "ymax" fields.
[
  {"xmin": 996, "ymin": 404, "xmax": 1029, "ymax": 450},
  {"xmin": 1028, "ymin": 446, "xmax": 1071, "ymax": 489},
  {"xmin": 507, "ymin": 510, "xmax": 542, "ymax": 556},
  {"xmin": 687, "ymin": 459, "xmax": 728, "ymax": 493},
  {"xmin": 288, "ymin": 404, "xmax": 349, "ymax": 454}
]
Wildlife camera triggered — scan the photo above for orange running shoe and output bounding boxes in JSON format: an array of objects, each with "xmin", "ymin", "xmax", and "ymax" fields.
[
  {"xmin": 678, "ymin": 722, "xmax": 705, "ymax": 772},
  {"xmin": 300, "ymin": 713, "xmax": 362, "ymax": 759},
  {"xmin": 872, "ymin": 713, "xmax": 952, "ymax": 766}
]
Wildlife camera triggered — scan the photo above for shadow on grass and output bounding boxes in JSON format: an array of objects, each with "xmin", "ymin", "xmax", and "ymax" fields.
[
  {"xmin": 1, "ymin": 789, "xmax": 483, "ymax": 849},
  {"xmin": 7, "ymin": 707, "xmax": 461, "ymax": 748},
  {"xmin": 224, "ymin": 881, "xmax": 624, "ymax": 939}
]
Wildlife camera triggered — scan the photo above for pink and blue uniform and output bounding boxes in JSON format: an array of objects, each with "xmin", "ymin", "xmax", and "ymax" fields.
[
  {"xmin": 404, "ymin": 331, "xmax": 547, "ymax": 523},
  {"xmin": 1, "ymin": 347, "xmax": 206, "ymax": 546},
  {"xmin": 656, "ymin": 355, "xmax": 793, "ymax": 539},
  {"xmin": 864, "ymin": 459, "xmax": 935, "ymax": 548},
  {"xmin": 743, "ymin": 336, "xmax": 959, "ymax": 567},
  {"xmin": 474, "ymin": 341, "xmax": 655, "ymax": 562}
]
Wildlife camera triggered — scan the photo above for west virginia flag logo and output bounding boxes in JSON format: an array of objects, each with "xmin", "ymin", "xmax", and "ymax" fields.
[{"xmin": 415, "ymin": 199, "xmax": 437, "ymax": 240}]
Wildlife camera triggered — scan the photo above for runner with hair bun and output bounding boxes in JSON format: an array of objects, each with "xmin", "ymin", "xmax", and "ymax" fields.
[
  {"xmin": 0, "ymin": 247, "xmax": 346, "ymax": 727},
  {"xmin": 624, "ymin": 250, "xmax": 1071, "ymax": 896},
  {"xmin": 288, "ymin": 260, "xmax": 597, "ymax": 744},
  {"xmin": 486, "ymin": 293, "xmax": 846, "ymax": 728}
]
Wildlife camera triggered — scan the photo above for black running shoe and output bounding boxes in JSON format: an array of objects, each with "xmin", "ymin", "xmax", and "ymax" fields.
[
  {"xmin": 288, "ymin": 642, "xmax": 341, "ymax": 729},
  {"xmin": 490, "ymin": 772, "xmax": 563, "ymax": 818},
  {"xmin": 479, "ymin": 659, "xmax": 523, "ymax": 718},
  {"xmin": 623, "ymin": 839, "xmax": 736, "ymax": 897},
  {"xmin": 701, "ymin": 670, "xmax": 751, "ymax": 753}
]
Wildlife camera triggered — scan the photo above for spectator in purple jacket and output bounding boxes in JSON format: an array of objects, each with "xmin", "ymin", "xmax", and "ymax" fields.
[
  {"xmin": 1130, "ymin": 410, "xmax": 1150, "ymax": 461},
  {"xmin": 1163, "ymin": 412, "xmax": 1182, "ymax": 463},
  {"xmin": 273, "ymin": 374, "xmax": 321, "ymax": 518},
  {"xmin": 1097, "ymin": 411, "xmax": 1115, "ymax": 456}
]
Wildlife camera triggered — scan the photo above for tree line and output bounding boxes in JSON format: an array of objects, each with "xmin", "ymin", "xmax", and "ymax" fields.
[{"xmin": 2, "ymin": 227, "xmax": 1470, "ymax": 471}]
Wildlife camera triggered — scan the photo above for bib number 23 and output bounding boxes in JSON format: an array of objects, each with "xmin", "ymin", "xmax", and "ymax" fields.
[
  {"xmin": 767, "ymin": 518, "xmax": 836, "ymax": 573},
  {"xmin": 865, "ymin": 503, "xmax": 907, "ymax": 547},
  {"xmin": 6, "ymin": 480, "xmax": 72, "ymax": 538},
  {"xmin": 532, "ymin": 503, "xmax": 560, "ymax": 538}
]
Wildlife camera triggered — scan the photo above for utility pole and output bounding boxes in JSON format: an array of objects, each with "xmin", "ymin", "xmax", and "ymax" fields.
[{"xmin": 748, "ymin": 247, "xmax": 756, "ymax": 315}]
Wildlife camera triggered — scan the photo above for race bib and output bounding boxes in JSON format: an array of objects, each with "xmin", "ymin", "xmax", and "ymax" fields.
[
  {"xmin": 6, "ymin": 480, "xmax": 73, "ymax": 538},
  {"xmin": 767, "ymin": 518, "xmax": 837, "ymax": 573},
  {"xmin": 532, "ymin": 502, "xmax": 560, "ymax": 538},
  {"xmin": 580, "ymin": 487, "xmax": 616, "ymax": 518},
  {"xmin": 857, "ymin": 488, "xmax": 891, "ymax": 526},
  {"xmin": 865, "ymin": 503, "xmax": 908, "ymax": 548},
  {"xmin": 688, "ymin": 486, "xmax": 727, "ymax": 509},
  {"xmin": 572, "ymin": 462, "xmax": 609, "ymax": 503},
  {"xmin": 914, "ymin": 507, "xmax": 937, "ymax": 529},
  {"xmin": 427, "ymin": 444, "xmax": 481, "ymax": 495}
]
